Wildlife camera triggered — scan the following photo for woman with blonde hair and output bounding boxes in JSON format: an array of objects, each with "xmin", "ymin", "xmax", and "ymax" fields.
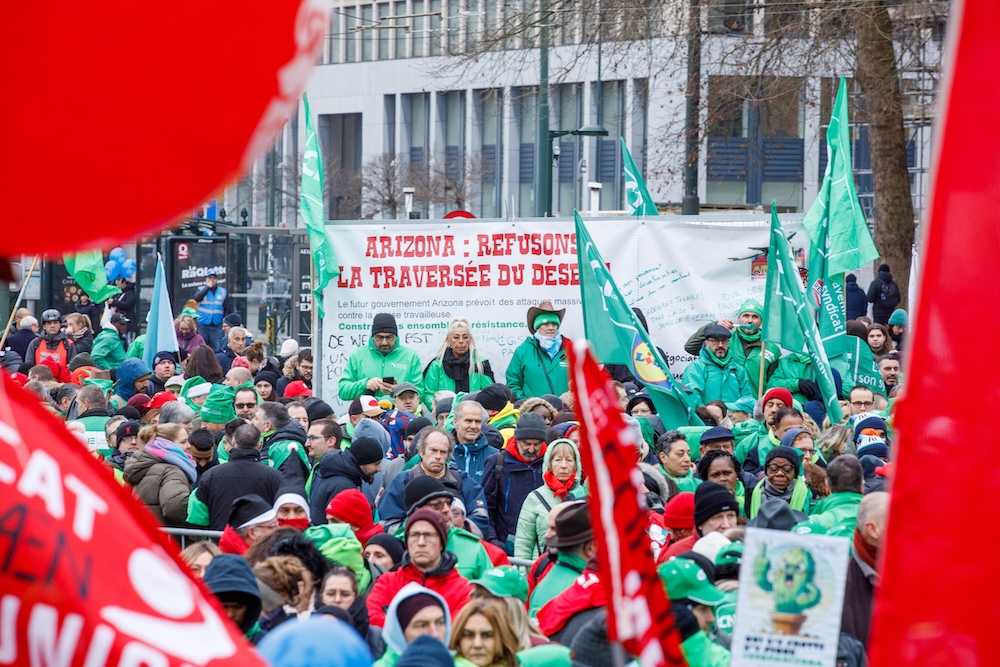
[
  {"xmin": 122, "ymin": 423, "xmax": 194, "ymax": 527},
  {"xmin": 422, "ymin": 317, "xmax": 495, "ymax": 407},
  {"xmin": 450, "ymin": 601, "xmax": 520, "ymax": 667},
  {"xmin": 174, "ymin": 314, "xmax": 206, "ymax": 355},
  {"xmin": 180, "ymin": 541, "xmax": 221, "ymax": 578}
]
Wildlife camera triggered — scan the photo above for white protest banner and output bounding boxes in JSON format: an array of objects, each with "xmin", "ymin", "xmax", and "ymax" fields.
[
  {"xmin": 732, "ymin": 527, "xmax": 851, "ymax": 667},
  {"xmin": 317, "ymin": 216, "xmax": 805, "ymax": 406}
]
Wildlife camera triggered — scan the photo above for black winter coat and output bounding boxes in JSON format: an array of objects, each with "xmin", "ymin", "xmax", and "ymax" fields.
[
  {"xmin": 845, "ymin": 280, "xmax": 868, "ymax": 320},
  {"xmin": 866, "ymin": 270, "xmax": 901, "ymax": 324},
  {"xmin": 841, "ymin": 551, "xmax": 876, "ymax": 647},
  {"xmin": 481, "ymin": 446, "xmax": 545, "ymax": 550},
  {"xmin": 308, "ymin": 449, "xmax": 366, "ymax": 524},
  {"xmin": 194, "ymin": 447, "xmax": 284, "ymax": 530}
]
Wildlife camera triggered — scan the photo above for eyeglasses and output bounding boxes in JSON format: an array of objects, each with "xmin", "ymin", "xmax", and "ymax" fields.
[
  {"xmin": 234, "ymin": 403, "xmax": 257, "ymax": 410},
  {"xmin": 851, "ymin": 401, "xmax": 874, "ymax": 408},
  {"xmin": 408, "ymin": 531, "xmax": 440, "ymax": 543},
  {"xmin": 306, "ymin": 435, "xmax": 329, "ymax": 442},
  {"xmin": 373, "ymin": 334, "xmax": 396, "ymax": 342},
  {"xmin": 766, "ymin": 463, "xmax": 795, "ymax": 475}
]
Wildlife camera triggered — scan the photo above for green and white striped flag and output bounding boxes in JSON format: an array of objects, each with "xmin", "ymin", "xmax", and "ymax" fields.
[
  {"xmin": 763, "ymin": 202, "xmax": 844, "ymax": 424},
  {"xmin": 620, "ymin": 138, "xmax": 658, "ymax": 216},
  {"xmin": 301, "ymin": 93, "xmax": 340, "ymax": 319}
]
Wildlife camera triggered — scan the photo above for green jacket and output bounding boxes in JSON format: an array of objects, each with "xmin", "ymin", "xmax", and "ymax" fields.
[
  {"xmin": 734, "ymin": 428, "xmax": 778, "ymax": 466},
  {"xmin": 338, "ymin": 339, "xmax": 424, "ymax": 401},
  {"xmin": 686, "ymin": 324, "xmax": 780, "ymax": 398},
  {"xmin": 506, "ymin": 336, "xmax": 569, "ymax": 401},
  {"xmin": 805, "ymin": 492, "xmax": 863, "ymax": 536},
  {"xmin": 513, "ymin": 443, "xmax": 585, "ymax": 561},
  {"xmin": 767, "ymin": 352, "xmax": 814, "ymax": 404},
  {"xmin": 421, "ymin": 354, "xmax": 494, "ymax": 408},
  {"xmin": 681, "ymin": 346, "xmax": 753, "ymax": 406},
  {"xmin": 91, "ymin": 329, "xmax": 126, "ymax": 370},
  {"xmin": 77, "ymin": 413, "xmax": 110, "ymax": 452},
  {"xmin": 262, "ymin": 437, "xmax": 309, "ymax": 473},
  {"xmin": 714, "ymin": 589, "xmax": 738, "ymax": 637},
  {"xmin": 529, "ymin": 551, "xmax": 587, "ymax": 618},
  {"xmin": 680, "ymin": 629, "xmax": 731, "ymax": 667},
  {"xmin": 125, "ymin": 334, "xmax": 145, "ymax": 359},
  {"xmin": 661, "ymin": 465, "xmax": 701, "ymax": 493}
]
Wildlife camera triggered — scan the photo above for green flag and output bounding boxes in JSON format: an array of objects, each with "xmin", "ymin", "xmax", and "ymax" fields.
[
  {"xmin": 763, "ymin": 203, "xmax": 844, "ymax": 424},
  {"xmin": 301, "ymin": 93, "xmax": 340, "ymax": 319},
  {"xmin": 620, "ymin": 138, "xmax": 659, "ymax": 216},
  {"xmin": 803, "ymin": 77, "xmax": 880, "ymax": 275},
  {"xmin": 63, "ymin": 250, "xmax": 121, "ymax": 303},
  {"xmin": 830, "ymin": 336, "xmax": 886, "ymax": 397},
  {"xmin": 575, "ymin": 212, "xmax": 697, "ymax": 429}
]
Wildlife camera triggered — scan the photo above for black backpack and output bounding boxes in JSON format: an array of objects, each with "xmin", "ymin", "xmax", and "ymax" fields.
[{"xmin": 880, "ymin": 280, "xmax": 899, "ymax": 303}]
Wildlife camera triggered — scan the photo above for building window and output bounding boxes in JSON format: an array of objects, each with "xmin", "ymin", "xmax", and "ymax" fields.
[
  {"xmin": 476, "ymin": 89, "xmax": 503, "ymax": 218},
  {"xmin": 706, "ymin": 0, "xmax": 752, "ymax": 34},
  {"xmin": 514, "ymin": 88, "xmax": 537, "ymax": 216}
]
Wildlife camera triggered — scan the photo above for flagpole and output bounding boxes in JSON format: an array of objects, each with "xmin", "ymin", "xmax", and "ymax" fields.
[
  {"xmin": 757, "ymin": 338, "xmax": 767, "ymax": 397},
  {"xmin": 0, "ymin": 254, "xmax": 39, "ymax": 350}
]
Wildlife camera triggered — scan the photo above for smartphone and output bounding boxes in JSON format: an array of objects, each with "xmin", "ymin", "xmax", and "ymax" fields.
[{"xmin": 383, "ymin": 377, "xmax": 396, "ymax": 385}]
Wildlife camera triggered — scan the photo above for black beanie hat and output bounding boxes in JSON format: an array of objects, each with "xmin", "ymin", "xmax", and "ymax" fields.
[
  {"xmin": 693, "ymin": 481, "xmax": 739, "ymax": 528},
  {"xmin": 514, "ymin": 412, "xmax": 548, "ymax": 442},
  {"xmin": 476, "ymin": 384, "xmax": 508, "ymax": 412},
  {"xmin": 404, "ymin": 475, "xmax": 453, "ymax": 512},
  {"xmin": 372, "ymin": 313, "xmax": 398, "ymax": 336},
  {"xmin": 349, "ymin": 436, "xmax": 384, "ymax": 466},
  {"xmin": 878, "ymin": 264, "xmax": 890, "ymax": 273},
  {"xmin": 434, "ymin": 397, "xmax": 454, "ymax": 418},
  {"xmin": 366, "ymin": 533, "xmax": 405, "ymax": 565},
  {"xmin": 405, "ymin": 416, "xmax": 433, "ymax": 438},
  {"xmin": 765, "ymin": 445, "xmax": 801, "ymax": 473},
  {"xmin": 254, "ymin": 370, "xmax": 279, "ymax": 388},
  {"xmin": 845, "ymin": 273, "xmax": 857, "ymax": 283},
  {"xmin": 305, "ymin": 398, "xmax": 335, "ymax": 423}
]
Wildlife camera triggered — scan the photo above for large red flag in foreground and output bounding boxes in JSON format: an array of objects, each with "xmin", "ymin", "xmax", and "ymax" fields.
[
  {"xmin": 568, "ymin": 340, "xmax": 686, "ymax": 666},
  {"xmin": 868, "ymin": 1, "xmax": 1000, "ymax": 664},
  {"xmin": 0, "ymin": 0, "xmax": 328, "ymax": 256},
  {"xmin": 0, "ymin": 376, "xmax": 267, "ymax": 666}
]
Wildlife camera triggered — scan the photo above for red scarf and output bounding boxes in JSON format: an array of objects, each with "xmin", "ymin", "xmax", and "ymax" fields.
[
  {"xmin": 219, "ymin": 525, "xmax": 249, "ymax": 555},
  {"xmin": 508, "ymin": 440, "xmax": 546, "ymax": 465},
  {"xmin": 278, "ymin": 517, "xmax": 310, "ymax": 531},
  {"xmin": 853, "ymin": 528, "xmax": 879, "ymax": 570},
  {"xmin": 544, "ymin": 469, "xmax": 577, "ymax": 499}
]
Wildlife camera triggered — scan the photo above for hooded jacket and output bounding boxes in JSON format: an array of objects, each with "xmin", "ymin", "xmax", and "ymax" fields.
[
  {"xmin": 451, "ymin": 432, "xmax": 498, "ymax": 486},
  {"xmin": 682, "ymin": 346, "xmax": 753, "ymax": 406},
  {"xmin": 379, "ymin": 466, "xmax": 494, "ymax": 542},
  {"xmin": 338, "ymin": 338, "xmax": 424, "ymax": 402},
  {"xmin": 308, "ymin": 449, "xmax": 368, "ymax": 524},
  {"xmin": 114, "ymin": 358, "xmax": 151, "ymax": 401},
  {"xmin": 122, "ymin": 443, "xmax": 195, "ymax": 526},
  {"xmin": 373, "ymin": 583, "xmax": 453, "ymax": 667},
  {"xmin": 203, "ymin": 555, "xmax": 263, "ymax": 641},
  {"xmin": 805, "ymin": 491, "xmax": 863, "ymax": 536},
  {"xmin": 685, "ymin": 323, "xmax": 780, "ymax": 397},
  {"xmin": 845, "ymin": 276, "xmax": 868, "ymax": 320},
  {"xmin": 261, "ymin": 421, "xmax": 310, "ymax": 488},
  {"xmin": 187, "ymin": 447, "xmax": 285, "ymax": 530},
  {"xmin": 366, "ymin": 552, "xmax": 471, "ymax": 629},
  {"xmin": 514, "ymin": 440, "xmax": 584, "ymax": 562},
  {"xmin": 482, "ymin": 439, "xmax": 546, "ymax": 552},
  {"xmin": 505, "ymin": 335, "xmax": 570, "ymax": 401},
  {"xmin": 866, "ymin": 269, "xmax": 901, "ymax": 324}
]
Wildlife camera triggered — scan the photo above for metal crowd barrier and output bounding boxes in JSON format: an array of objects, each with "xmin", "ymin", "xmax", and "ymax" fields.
[{"xmin": 161, "ymin": 527, "xmax": 536, "ymax": 568}]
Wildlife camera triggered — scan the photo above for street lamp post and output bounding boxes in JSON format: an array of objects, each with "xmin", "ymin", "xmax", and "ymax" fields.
[{"xmin": 542, "ymin": 125, "xmax": 609, "ymax": 217}]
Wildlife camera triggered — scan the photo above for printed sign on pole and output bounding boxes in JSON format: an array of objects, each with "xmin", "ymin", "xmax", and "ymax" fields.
[{"xmin": 731, "ymin": 527, "xmax": 850, "ymax": 667}]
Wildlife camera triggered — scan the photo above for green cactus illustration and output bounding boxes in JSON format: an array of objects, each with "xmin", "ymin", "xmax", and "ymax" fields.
[{"xmin": 754, "ymin": 545, "xmax": 822, "ymax": 614}]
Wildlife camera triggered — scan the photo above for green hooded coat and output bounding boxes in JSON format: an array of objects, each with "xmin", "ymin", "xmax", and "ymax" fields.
[
  {"xmin": 505, "ymin": 336, "xmax": 569, "ymax": 400},
  {"xmin": 681, "ymin": 346, "xmax": 753, "ymax": 406},
  {"xmin": 338, "ymin": 338, "xmax": 424, "ymax": 401}
]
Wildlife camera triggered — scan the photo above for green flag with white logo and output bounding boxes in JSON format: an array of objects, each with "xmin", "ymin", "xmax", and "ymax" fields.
[
  {"xmin": 63, "ymin": 250, "xmax": 122, "ymax": 303},
  {"xmin": 763, "ymin": 203, "xmax": 844, "ymax": 424},
  {"xmin": 575, "ymin": 211, "xmax": 697, "ymax": 428},
  {"xmin": 301, "ymin": 93, "xmax": 340, "ymax": 319},
  {"xmin": 620, "ymin": 138, "xmax": 658, "ymax": 216}
]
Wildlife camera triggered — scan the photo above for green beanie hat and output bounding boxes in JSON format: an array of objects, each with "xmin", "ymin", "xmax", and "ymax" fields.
[
  {"xmin": 303, "ymin": 525, "xmax": 371, "ymax": 592},
  {"xmin": 532, "ymin": 312, "xmax": 561, "ymax": 331},
  {"xmin": 738, "ymin": 299, "xmax": 764, "ymax": 319},
  {"xmin": 888, "ymin": 309, "xmax": 907, "ymax": 326},
  {"xmin": 200, "ymin": 385, "xmax": 237, "ymax": 425}
]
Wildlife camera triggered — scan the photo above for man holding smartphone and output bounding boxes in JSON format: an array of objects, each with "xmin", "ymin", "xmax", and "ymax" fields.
[{"xmin": 338, "ymin": 312, "xmax": 424, "ymax": 404}]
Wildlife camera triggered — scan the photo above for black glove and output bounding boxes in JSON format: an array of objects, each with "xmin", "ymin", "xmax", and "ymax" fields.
[
  {"xmin": 671, "ymin": 603, "xmax": 700, "ymax": 641},
  {"xmin": 798, "ymin": 379, "xmax": 821, "ymax": 401}
]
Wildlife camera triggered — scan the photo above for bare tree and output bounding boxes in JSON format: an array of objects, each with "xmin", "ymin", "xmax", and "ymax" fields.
[
  {"xmin": 428, "ymin": 153, "xmax": 489, "ymax": 211},
  {"xmin": 361, "ymin": 154, "xmax": 433, "ymax": 219}
]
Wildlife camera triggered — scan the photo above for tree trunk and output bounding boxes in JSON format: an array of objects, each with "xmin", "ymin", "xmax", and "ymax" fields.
[{"xmin": 853, "ymin": 0, "xmax": 915, "ymax": 307}]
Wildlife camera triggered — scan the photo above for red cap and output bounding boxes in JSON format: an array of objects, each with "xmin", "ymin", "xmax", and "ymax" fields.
[
  {"xmin": 146, "ymin": 391, "xmax": 178, "ymax": 410},
  {"xmin": 283, "ymin": 380, "xmax": 312, "ymax": 398},
  {"xmin": 326, "ymin": 488, "xmax": 373, "ymax": 528},
  {"xmin": 761, "ymin": 387, "xmax": 793, "ymax": 408},
  {"xmin": 8, "ymin": 372, "xmax": 28, "ymax": 387},
  {"xmin": 662, "ymin": 492, "xmax": 696, "ymax": 530}
]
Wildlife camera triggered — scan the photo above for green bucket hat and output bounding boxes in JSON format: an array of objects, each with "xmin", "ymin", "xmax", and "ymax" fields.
[
  {"xmin": 658, "ymin": 558, "xmax": 726, "ymax": 606},
  {"xmin": 469, "ymin": 566, "xmax": 529, "ymax": 603},
  {"xmin": 738, "ymin": 299, "xmax": 764, "ymax": 319},
  {"xmin": 200, "ymin": 385, "xmax": 236, "ymax": 425}
]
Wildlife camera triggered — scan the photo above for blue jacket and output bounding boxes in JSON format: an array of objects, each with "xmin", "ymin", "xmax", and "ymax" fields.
[
  {"xmin": 379, "ymin": 465, "xmax": 494, "ymax": 542},
  {"xmin": 845, "ymin": 279, "xmax": 868, "ymax": 320},
  {"xmin": 451, "ymin": 432, "xmax": 498, "ymax": 486},
  {"xmin": 194, "ymin": 285, "xmax": 227, "ymax": 326},
  {"xmin": 115, "ymin": 358, "xmax": 152, "ymax": 401},
  {"xmin": 481, "ymin": 443, "xmax": 546, "ymax": 552}
]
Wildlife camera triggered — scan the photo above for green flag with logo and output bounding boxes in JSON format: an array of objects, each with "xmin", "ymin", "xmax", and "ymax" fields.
[
  {"xmin": 301, "ymin": 93, "xmax": 340, "ymax": 319},
  {"xmin": 63, "ymin": 250, "xmax": 121, "ymax": 303},
  {"xmin": 620, "ymin": 138, "xmax": 659, "ymax": 216},
  {"xmin": 575, "ymin": 212, "xmax": 697, "ymax": 428},
  {"xmin": 803, "ymin": 77, "xmax": 880, "ymax": 359},
  {"xmin": 763, "ymin": 203, "xmax": 844, "ymax": 424},
  {"xmin": 830, "ymin": 336, "xmax": 887, "ymax": 397}
]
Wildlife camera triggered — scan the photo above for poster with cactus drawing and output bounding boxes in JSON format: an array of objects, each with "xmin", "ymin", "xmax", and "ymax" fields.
[{"xmin": 731, "ymin": 528, "xmax": 850, "ymax": 667}]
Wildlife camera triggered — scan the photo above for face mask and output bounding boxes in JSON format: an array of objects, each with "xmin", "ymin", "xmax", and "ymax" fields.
[
  {"xmin": 278, "ymin": 516, "xmax": 310, "ymax": 531},
  {"xmin": 535, "ymin": 331, "xmax": 562, "ymax": 354}
]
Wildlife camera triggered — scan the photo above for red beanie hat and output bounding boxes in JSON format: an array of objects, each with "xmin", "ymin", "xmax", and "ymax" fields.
[
  {"xmin": 326, "ymin": 489, "xmax": 373, "ymax": 528},
  {"xmin": 761, "ymin": 387, "xmax": 793, "ymax": 409},
  {"xmin": 662, "ymin": 492, "xmax": 695, "ymax": 530}
]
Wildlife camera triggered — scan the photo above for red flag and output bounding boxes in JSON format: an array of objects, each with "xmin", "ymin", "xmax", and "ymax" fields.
[
  {"xmin": 0, "ymin": 376, "xmax": 268, "ymax": 666},
  {"xmin": 868, "ymin": 1, "xmax": 1000, "ymax": 664},
  {"xmin": 567, "ymin": 340, "xmax": 686, "ymax": 666}
]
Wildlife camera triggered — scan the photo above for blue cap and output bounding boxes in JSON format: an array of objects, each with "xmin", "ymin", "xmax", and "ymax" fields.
[
  {"xmin": 725, "ymin": 396, "xmax": 756, "ymax": 415},
  {"xmin": 700, "ymin": 426, "xmax": 734, "ymax": 445}
]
